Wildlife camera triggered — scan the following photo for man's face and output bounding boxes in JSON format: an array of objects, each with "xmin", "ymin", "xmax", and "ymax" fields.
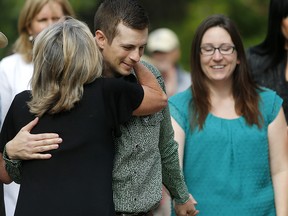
[{"xmin": 98, "ymin": 22, "xmax": 148, "ymax": 77}]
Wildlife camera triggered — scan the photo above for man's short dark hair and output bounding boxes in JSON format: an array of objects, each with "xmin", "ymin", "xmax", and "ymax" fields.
[{"xmin": 94, "ymin": 0, "xmax": 149, "ymax": 43}]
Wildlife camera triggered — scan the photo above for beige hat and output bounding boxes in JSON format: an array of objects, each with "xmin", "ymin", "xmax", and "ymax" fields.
[
  {"xmin": 147, "ymin": 28, "xmax": 179, "ymax": 53},
  {"xmin": 0, "ymin": 32, "xmax": 8, "ymax": 48}
]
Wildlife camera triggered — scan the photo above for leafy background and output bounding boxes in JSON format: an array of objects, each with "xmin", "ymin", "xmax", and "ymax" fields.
[{"xmin": 0, "ymin": 0, "xmax": 269, "ymax": 70}]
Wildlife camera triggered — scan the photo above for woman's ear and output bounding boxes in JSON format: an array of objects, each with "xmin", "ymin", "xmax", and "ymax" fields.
[{"xmin": 95, "ymin": 30, "xmax": 106, "ymax": 49}]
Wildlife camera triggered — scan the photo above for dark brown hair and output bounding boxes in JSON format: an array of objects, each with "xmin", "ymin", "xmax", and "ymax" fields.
[
  {"xmin": 189, "ymin": 14, "xmax": 262, "ymax": 130},
  {"xmin": 93, "ymin": 0, "xmax": 149, "ymax": 44}
]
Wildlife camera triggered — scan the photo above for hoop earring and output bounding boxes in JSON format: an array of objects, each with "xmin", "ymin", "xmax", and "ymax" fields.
[{"xmin": 28, "ymin": 35, "xmax": 34, "ymax": 42}]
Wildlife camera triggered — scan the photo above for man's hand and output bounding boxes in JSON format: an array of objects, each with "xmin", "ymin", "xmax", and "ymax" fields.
[
  {"xmin": 174, "ymin": 194, "xmax": 199, "ymax": 216},
  {"xmin": 5, "ymin": 117, "xmax": 62, "ymax": 160}
]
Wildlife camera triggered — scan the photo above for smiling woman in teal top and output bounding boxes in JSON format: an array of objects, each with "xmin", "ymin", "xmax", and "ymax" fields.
[{"xmin": 169, "ymin": 14, "xmax": 288, "ymax": 216}]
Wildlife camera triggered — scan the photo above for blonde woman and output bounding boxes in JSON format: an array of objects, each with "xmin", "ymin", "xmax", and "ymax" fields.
[{"xmin": 0, "ymin": 1, "xmax": 75, "ymax": 215}]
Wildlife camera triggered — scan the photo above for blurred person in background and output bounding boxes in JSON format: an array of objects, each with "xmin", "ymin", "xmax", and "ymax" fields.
[
  {"xmin": 146, "ymin": 28, "xmax": 191, "ymax": 98},
  {"xmin": 246, "ymin": 0, "xmax": 288, "ymax": 122},
  {"xmin": 0, "ymin": 0, "xmax": 75, "ymax": 215},
  {"xmin": 0, "ymin": 30, "xmax": 8, "ymax": 216}
]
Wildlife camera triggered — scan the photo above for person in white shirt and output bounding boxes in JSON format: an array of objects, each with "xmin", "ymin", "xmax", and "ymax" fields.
[{"xmin": 0, "ymin": 30, "xmax": 8, "ymax": 216}]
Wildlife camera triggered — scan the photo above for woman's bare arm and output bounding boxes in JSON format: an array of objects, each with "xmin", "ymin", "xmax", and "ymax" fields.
[
  {"xmin": 132, "ymin": 62, "xmax": 167, "ymax": 116},
  {"xmin": 268, "ymin": 107, "xmax": 288, "ymax": 216},
  {"xmin": 5, "ymin": 117, "xmax": 62, "ymax": 160}
]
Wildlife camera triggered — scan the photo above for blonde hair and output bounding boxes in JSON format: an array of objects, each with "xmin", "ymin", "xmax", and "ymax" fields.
[
  {"xmin": 14, "ymin": 0, "xmax": 75, "ymax": 63},
  {"xmin": 28, "ymin": 17, "xmax": 103, "ymax": 117}
]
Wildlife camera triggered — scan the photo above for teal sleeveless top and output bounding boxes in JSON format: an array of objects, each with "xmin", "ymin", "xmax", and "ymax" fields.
[{"xmin": 169, "ymin": 88, "xmax": 282, "ymax": 216}]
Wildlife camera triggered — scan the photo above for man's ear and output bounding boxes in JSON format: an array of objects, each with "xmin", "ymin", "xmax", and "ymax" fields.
[{"xmin": 95, "ymin": 30, "xmax": 106, "ymax": 49}]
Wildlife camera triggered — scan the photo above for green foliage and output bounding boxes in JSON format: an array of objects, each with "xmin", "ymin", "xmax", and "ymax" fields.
[
  {"xmin": 0, "ymin": 0, "xmax": 270, "ymax": 72},
  {"xmin": 146, "ymin": 0, "xmax": 270, "ymax": 71},
  {"xmin": 0, "ymin": 0, "xmax": 23, "ymax": 58},
  {"xmin": 141, "ymin": 0, "xmax": 187, "ymax": 29},
  {"xmin": 69, "ymin": 0, "xmax": 99, "ymax": 31}
]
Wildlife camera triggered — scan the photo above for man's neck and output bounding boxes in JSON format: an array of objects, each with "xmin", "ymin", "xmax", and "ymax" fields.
[{"xmin": 102, "ymin": 68, "xmax": 123, "ymax": 78}]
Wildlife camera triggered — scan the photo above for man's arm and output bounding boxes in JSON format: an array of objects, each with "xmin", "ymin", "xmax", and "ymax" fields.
[
  {"xmin": 145, "ymin": 59, "xmax": 197, "ymax": 215},
  {"xmin": 158, "ymin": 104, "xmax": 198, "ymax": 216},
  {"xmin": 0, "ymin": 153, "xmax": 12, "ymax": 184}
]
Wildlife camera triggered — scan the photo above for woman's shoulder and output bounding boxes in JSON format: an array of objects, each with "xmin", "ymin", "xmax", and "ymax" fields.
[
  {"xmin": 87, "ymin": 77, "xmax": 142, "ymax": 95},
  {"xmin": 0, "ymin": 53, "xmax": 31, "ymax": 72},
  {"xmin": 12, "ymin": 90, "xmax": 31, "ymax": 105},
  {"xmin": 169, "ymin": 89, "xmax": 192, "ymax": 102},
  {"xmin": 98, "ymin": 76, "xmax": 134, "ymax": 88},
  {"xmin": 1, "ymin": 53, "xmax": 23, "ymax": 64},
  {"xmin": 169, "ymin": 88, "xmax": 192, "ymax": 111},
  {"xmin": 168, "ymin": 89, "xmax": 191, "ymax": 131},
  {"xmin": 258, "ymin": 87, "xmax": 283, "ymax": 122},
  {"xmin": 258, "ymin": 87, "xmax": 283, "ymax": 107},
  {"xmin": 258, "ymin": 87, "xmax": 280, "ymax": 100}
]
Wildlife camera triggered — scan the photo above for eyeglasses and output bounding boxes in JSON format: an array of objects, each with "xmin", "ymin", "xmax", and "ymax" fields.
[{"xmin": 200, "ymin": 44, "xmax": 236, "ymax": 56}]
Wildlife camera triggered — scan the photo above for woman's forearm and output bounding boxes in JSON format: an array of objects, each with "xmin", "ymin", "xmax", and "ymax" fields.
[
  {"xmin": 133, "ymin": 62, "xmax": 167, "ymax": 116},
  {"xmin": 272, "ymin": 171, "xmax": 288, "ymax": 216}
]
